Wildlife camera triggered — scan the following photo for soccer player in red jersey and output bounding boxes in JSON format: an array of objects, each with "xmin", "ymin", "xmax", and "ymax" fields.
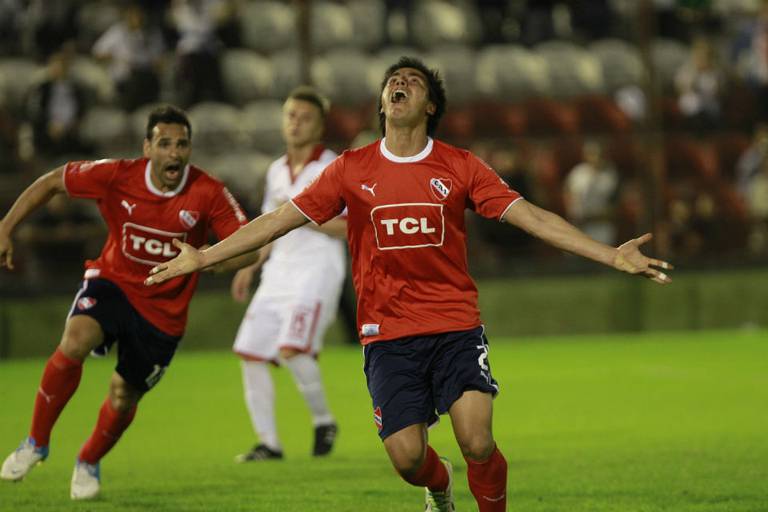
[
  {"xmin": 0, "ymin": 105, "xmax": 248, "ymax": 500},
  {"xmin": 146, "ymin": 58, "xmax": 673, "ymax": 511}
]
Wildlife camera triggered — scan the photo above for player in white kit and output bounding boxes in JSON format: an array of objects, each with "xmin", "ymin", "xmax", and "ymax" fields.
[{"xmin": 231, "ymin": 86, "xmax": 347, "ymax": 461}]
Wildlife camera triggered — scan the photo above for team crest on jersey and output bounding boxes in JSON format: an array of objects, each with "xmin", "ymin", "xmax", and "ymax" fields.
[
  {"xmin": 373, "ymin": 406, "xmax": 383, "ymax": 432},
  {"xmin": 77, "ymin": 297, "xmax": 97, "ymax": 311},
  {"xmin": 179, "ymin": 210, "xmax": 199, "ymax": 229},
  {"xmin": 429, "ymin": 178, "xmax": 452, "ymax": 201}
]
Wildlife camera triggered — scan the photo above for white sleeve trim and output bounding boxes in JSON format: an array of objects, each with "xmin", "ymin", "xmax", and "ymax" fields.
[
  {"xmin": 61, "ymin": 164, "xmax": 72, "ymax": 196},
  {"xmin": 498, "ymin": 196, "xmax": 524, "ymax": 222},
  {"xmin": 290, "ymin": 199, "xmax": 321, "ymax": 226}
]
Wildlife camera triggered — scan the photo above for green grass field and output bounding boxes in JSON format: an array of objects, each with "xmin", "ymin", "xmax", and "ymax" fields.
[{"xmin": 0, "ymin": 330, "xmax": 766, "ymax": 511}]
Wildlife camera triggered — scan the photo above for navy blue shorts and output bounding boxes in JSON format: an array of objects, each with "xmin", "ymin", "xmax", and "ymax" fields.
[
  {"xmin": 68, "ymin": 278, "xmax": 181, "ymax": 393},
  {"xmin": 363, "ymin": 326, "xmax": 499, "ymax": 440}
]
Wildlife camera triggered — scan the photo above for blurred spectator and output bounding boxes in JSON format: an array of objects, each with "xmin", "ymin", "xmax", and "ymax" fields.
[
  {"xmin": 731, "ymin": 0, "xmax": 768, "ymax": 121},
  {"xmin": 26, "ymin": 47, "xmax": 91, "ymax": 158},
  {"xmin": 27, "ymin": 0, "xmax": 78, "ymax": 59},
  {"xmin": 169, "ymin": 0, "xmax": 232, "ymax": 107},
  {"xmin": 745, "ymin": 160, "xmax": 768, "ymax": 255},
  {"xmin": 520, "ymin": 0, "xmax": 557, "ymax": 45},
  {"xmin": 0, "ymin": 0, "xmax": 24, "ymax": 55},
  {"xmin": 568, "ymin": 0, "xmax": 615, "ymax": 41},
  {"xmin": 674, "ymin": 37, "xmax": 723, "ymax": 132},
  {"xmin": 735, "ymin": 122, "xmax": 768, "ymax": 198},
  {"xmin": 92, "ymin": 3, "xmax": 166, "ymax": 111},
  {"xmin": 476, "ymin": 0, "xmax": 513, "ymax": 44},
  {"xmin": 563, "ymin": 140, "xmax": 619, "ymax": 245},
  {"xmin": 0, "ymin": 94, "xmax": 21, "ymax": 174},
  {"xmin": 15, "ymin": 194, "xmax": 104, "ymax": 287}
]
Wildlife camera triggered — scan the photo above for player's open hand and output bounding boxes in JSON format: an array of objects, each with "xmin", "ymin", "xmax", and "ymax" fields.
[
  {"xmin": 613, "ymin": 233, "xmax": 673, "ymax": 284},
  {"xmin": 145, "ymin": 238, "xmax": 204, "ymax": 285}
]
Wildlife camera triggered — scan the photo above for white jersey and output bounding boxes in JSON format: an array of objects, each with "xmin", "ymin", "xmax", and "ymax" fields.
[
  {"xmin": 259, "ymin": 146, "xmax": 346, "ymax": 296},
  {"xmin": 233, "ymin": 146, "xmax": 346, "ymax": 361}
]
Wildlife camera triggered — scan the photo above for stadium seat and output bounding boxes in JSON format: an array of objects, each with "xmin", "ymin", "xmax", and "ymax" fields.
[
  {"xmin": 424, "ymin": 45, "xmax": 477, "ymax": 106},
  {"xmin": 221, "ymin": 49, "xmax": 274, "ymax": 105},
  {"xmin": 241, "ymin": 100, "xmax": 284, "ymax": 154},
  {"xmin": 651, "ymin": 39, "xmax": 689, "ymax": 92},
  {"xmin": 310, "ymin": 1, "xmax": 355, "ymax": 53},
  {"xmin": 0, "ymin": 59, "xmax": 43, "ymax": 116},
  {"xmin": 534, "ymin": 41, "xmax": 604, "ymax": 98},
  {"xmin": 205, "ymin": 150, "xmax": 274, "ymax": 210},
  {"xmin": 78, "ymin": 106, "xmax": 130, "ymax": 151},
  {"xmin": 588, "ymin": 39, "xmax": 644, "ymax": 92},
  {"xmin": 312, "ymin": 49, "xmax": 378, "ymax": 107},
  {"xmin": 475, "ymin": 45, "xmax": 550, "ymax": 101},
  {"xmin": 410, "ymin": 0, "xmax": 482, "ymax": 49},
  {"xmin": 574, "ymin": 95, "xmax": 632, "ymax": 133},
  {"xmin": 714, "ymin": 133, "xmax": 750, "ymax": 181},
  {"xmin": 664, "ymin": 136, "xmax": 720, "ymax": 183},
  {"xmin": 69, "ymin": 56, "xmax": 115, "ymax": 105},
  {"xmin": 188, "ymin": 102, "xmax": 244, "ymax": 150},
  {"xmin": 473, "ymin": 101, "xmax": 528, "ymax": 137},
  {"xmin": 524, "ymin": 98, "xmax": 579, "ymax": 135},
  {"xmin": 76, "ymin": 2, "xmax": 122, "ymax": 49},
  {"xmin": 325, "ymin": 105, "xmax": 369, "ymax": 147},
  {"xmin": 129, "ymin": 103, "xmax": 166, "ymax": 141},
  {"xmin": 347, "ymin": 0, "xmax": 386, "ymax": 50},
  {"xmin": 269, "ymin": 49, "xmax": 304, "ymax": 102},
  {"xmin": 239, "ymin": 1, "xmax": 296, "ymax": 54}
]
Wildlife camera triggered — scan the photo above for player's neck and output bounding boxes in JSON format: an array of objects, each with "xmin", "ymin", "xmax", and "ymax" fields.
[
  {"xmin": 286, "ymin": 143, "xmax": 317, "ymax": 176},
  {"xmin": 382, "ymin": 127, "xmax": 429, "ymax": 158}
]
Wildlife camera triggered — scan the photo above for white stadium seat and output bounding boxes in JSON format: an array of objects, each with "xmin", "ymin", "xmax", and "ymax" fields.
[
  {"xmin": 241, "ymin": 100, "xmax": 284, "ymax": 153},
  {"xmin": 221, "ymin": 49, "xmax": 274, "ymax": 105},
  {"xmin": 475, "ymin": 45, "xmax": 550, "ymax": 101},
  {"xmin": 78, "ymin": 106, "xmax": 130, "ymax": 151},
  {"xmin": 534, "ymin": 41, "xmax": 604, "ymax": 98},
  {"xmin": 240, "ymin": 1, "xmax": 296, "ymax": 54},
  {"xmin": 312, "ymin": 48, "xmax": 378, "ymax": 106},
  {"xmin": 188, "ymin": 102, "xmax": 245, "ymax": 150},
  {"xmin": 589, "ymin": 39, "xmax": 644, "ymax": 92}
]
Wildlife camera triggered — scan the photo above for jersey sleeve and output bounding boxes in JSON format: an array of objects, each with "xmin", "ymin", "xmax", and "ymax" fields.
[
  {"xmin": 209, "ymin": 185, "xmax": 249, "ymax": 240},
  {"xmin": 291, "ymin": 156, "xmax": 346, "ymax": 225},
  {"xmin": 467, "ymin": 153, "xmax": 522, "ymax": 221},
  {"xmin": 63, "ymin": 159, "xmax": 120, "ymax": 199}
]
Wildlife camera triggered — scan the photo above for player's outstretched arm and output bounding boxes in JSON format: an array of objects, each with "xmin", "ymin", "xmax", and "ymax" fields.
[
  {"xmin": 503, "ymin": 199, "xmax": 673, "ymax": 284},
  {"xmin": 146, "ymin": 201, "xmax": 309, "ymax": 285},
  {"xmin": 0, "ymin": 167, "xmax": 66, "ymax": 270}
]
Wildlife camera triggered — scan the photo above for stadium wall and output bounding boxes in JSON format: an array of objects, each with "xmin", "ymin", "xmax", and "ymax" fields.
[{"xmin": 1, "ymin": 269, "xmax": 766, "ymax": 359}]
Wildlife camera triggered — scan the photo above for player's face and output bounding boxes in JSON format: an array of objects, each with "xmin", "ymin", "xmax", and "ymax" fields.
[
  {"xmin": 380, "ymin": 67, "xmax": 435, "ymax": 130},
  {"xmin": 282, "ymin": 98, "xmax": 324, "ymax": 148},
  {"xmin": 144, "ymin": 122, "xmax": 191, "ymax": 192}
]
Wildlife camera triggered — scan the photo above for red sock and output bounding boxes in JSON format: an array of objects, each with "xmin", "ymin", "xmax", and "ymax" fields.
[
  {"xmin": 466, "ymin": 446, "xmax": 508, "ymax": 512},
  {"xmin": 399, "ymin": 445, "xmax": 449, "ymax": 491},
  {"xmin": 29, "ymin": 348, "xmax": 83, "ymax": 447},
  {"xmin": 78, "ymin": 399, "xmax": 137, "ymax": 464}
]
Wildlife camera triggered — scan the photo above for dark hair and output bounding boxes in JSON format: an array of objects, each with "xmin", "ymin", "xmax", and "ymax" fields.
[
  {"xmin": 145, "ymin": 105, "xmax": 192, "ymax": 141},
  {"xmin": 378, "ymin": 56, "xmax": 446, "ymax": 137},
  {"xmin": 287, "ymin": 85, "xmax": 330, "ymax": 118}
]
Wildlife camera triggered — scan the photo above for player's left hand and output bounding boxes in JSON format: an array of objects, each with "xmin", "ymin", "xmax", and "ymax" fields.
[
  {"xmin": 613, "ymin": 233, "xmax": 673, "ymax": 284},
  {"xmin": 145, "ymin": 238, "xmax": 204, "ymax": 285}
]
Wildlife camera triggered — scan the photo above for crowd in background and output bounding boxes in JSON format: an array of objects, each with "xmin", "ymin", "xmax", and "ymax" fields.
[{"xmin": 1, "ymin": 0, "xmax": 768, "ymax": 291}]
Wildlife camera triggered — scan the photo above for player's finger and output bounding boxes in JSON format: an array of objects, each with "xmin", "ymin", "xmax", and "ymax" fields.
[
  {"xmin": 634, "ymin": 233, "xmax": 653, "ymax": 246},
  {"xmin": 649, "ymin": 258, "xmax": 673, "ymax": 270},
  {"xmin": 645, "ymin": 268, "xmax": 671, "ymax": 284},
  {"xmin": 149, "ymin": 263, "xmax": 166, "ymax": 275},
  {"xmin": 5, "ymin": 249, "xmax": 13, "ymax": 270},
  {"xmin": 172, "ymin": 238, "xmax": 185, "ymax": 249}
]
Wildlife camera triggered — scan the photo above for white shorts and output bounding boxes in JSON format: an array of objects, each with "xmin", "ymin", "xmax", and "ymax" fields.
[{"xmin": 233, "ymin": 291, "xmax": 339, "ymax": 363}]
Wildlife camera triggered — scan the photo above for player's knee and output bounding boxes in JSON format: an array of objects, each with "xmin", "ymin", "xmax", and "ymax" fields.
[
  {"xmin": 108, "ymin": 376, "xmax": 141, "ymax": 412},
  {"xmin": 59, "ymin": 317, "xmax": 102, "ymax": 360},
  {"xmin": 388, "ymin": 446, "xmax": 426, "ymax": 477},
  {"xmin": 458, "ymin": 433, "xmax": 495, "ymax": 462}
]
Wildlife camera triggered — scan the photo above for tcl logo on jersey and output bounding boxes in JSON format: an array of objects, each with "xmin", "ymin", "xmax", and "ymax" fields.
[
  {"xmin": 122, "ymin": 223, "xmax": 187, "ymax": 265},
  {"xmin": 371, "ymin": 203, "xmax": 444, "ymax": 250}
]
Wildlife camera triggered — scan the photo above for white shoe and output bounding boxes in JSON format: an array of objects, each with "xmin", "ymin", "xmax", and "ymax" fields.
[
  {"xmin": 425, "ymin": 457, "xmax": 455, "ymax": 511},
  {"xmin": 0, "ymin": 438, "xmax": 49, "ymax": 481},
  {"xmin": 70, "ymin": 460, "xmax": 100, "ymax": 500}
]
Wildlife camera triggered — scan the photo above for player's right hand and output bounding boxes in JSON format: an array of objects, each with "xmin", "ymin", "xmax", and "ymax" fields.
[
  {"xmin": 0, "ymin": 229, "xmax": 13, "ymax": 270},
  {"xmin": 231, "ymin": 267, "xmax": 254, "ymax": 302},
  {"xmin": 145, "ymin": 238, "xmax": 204, "ymax": 285}
]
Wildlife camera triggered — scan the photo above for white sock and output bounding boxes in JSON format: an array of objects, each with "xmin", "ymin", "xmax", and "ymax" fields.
[
  {"xmin": 241, "ymin": 360, "xmax": 281, "ymax": 451},
  {"xmin": 282, "ymin": 354, "xmax": 334, "ymax": 426}
]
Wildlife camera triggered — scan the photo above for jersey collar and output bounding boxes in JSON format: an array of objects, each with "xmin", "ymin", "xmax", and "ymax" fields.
[
  {"xmin": 286, "ymin": 144, "xmax": 325, "ymax": 183},
  {"xmin": 145, "ymin": 160, "xmax": 190, "ymax": 197},
  {"xmin": 379, "ymin": 137, "xmax": 433, "ymax": 163}
]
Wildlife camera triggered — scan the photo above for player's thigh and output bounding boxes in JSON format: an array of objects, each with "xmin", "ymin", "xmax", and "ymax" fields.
[
  {"xmin": 363, "ymin": 338, "xmax": 438, "ymax": 441},
  {"xmin": 382, "ymin": 422, "xmax": 429, "ymax": 474},
  {"xmin": 276, "ymin": 296, "xmax": 336, "ymax": 355},
  {"xmin": 60, "ymin": 279, "xmax": 121, "ymax": 359},
  {"xmin": 233, "ymin": 295, "xmax": 284, "ymax": 361},
  {"xmin": 448, "ymin": 389, "xmax": 495, "ymax": 460},
  {"xmin": 59, "ymin": 315, "xmax": 104, "ymax": 360}
]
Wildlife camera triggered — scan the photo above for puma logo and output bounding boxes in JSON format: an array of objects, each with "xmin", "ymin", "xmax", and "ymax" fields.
[
  {"xmin": 361, "ymin": 183, "xmax": 377, "ymax": 197},
  {"xmin": 121, "ymin": 200, "xmax": 137, "ymax": 215},
  {"xmin": 38, "ymin": 387, "xmax": 55, "ymax": 404}
]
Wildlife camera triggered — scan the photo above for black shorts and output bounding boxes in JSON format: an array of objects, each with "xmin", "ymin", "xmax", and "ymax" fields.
[
  {"xmin": 68, "ymin": 278, "xmax": 181, "ymax": 393},
  {"xmin": 363, "ymin": 325, "xmax": 499, "ymax": 440}
]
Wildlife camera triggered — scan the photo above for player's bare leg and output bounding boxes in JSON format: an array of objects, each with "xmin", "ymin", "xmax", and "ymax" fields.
[
  {"xmin": 449, "ymin": 390, "xmax": 507, "ymax": 511},
  {"xmin": 1, "ymin": 316, "xmax": 103, "ymax": 482},
  {"xmin": 72, "ymin": 372, "xmax": 141, "ymax": 500},
  {"xmin": 280, "ymin": 347, "xmax": 337, "ymax": 456},
  {"xmin": 383, "ymin": 423, "xmax": 453, "ymax": 511}
]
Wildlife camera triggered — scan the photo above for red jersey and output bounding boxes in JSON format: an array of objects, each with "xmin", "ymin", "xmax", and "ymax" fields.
[
  {"xmin": 63, "ymin": 158, "xmax": 247, "ymax": 336},
  {"xmin": 292, "ymin": 138, "xmax": 521, "ymax": 344}
]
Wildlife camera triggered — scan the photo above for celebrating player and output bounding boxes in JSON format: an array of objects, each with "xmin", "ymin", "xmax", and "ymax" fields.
[
  {"xmin": 230, "ymin": 86, "xmax": 346, "ymax": 462},
  {"xmin": 0, "ymin": 105, "xmax": 248, "ymax": 500},
  {"xmin": 145, "ymin": 58, "xmax": 673, "ymax": 511}
]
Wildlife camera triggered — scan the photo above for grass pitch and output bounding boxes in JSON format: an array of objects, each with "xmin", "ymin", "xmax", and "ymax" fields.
[{"xmin": 0, "ymin": 329, "xmax": 765, "ymax": 511}]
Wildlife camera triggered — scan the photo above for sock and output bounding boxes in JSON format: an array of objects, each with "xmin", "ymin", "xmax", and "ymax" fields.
[
  {"xmin": 283, "ymin": 354, "xmax": 334, "ymax": 426},
  {"xmin": 465, "ymin": 446, "xmax": 508, "ymax": 512},
  {"xmin": 78, "ymin": 398, "xmax": 137, "ymax": 464},
  {"xmin": 401, "ymin": 445, "xmax": 449, "ymax": 491},
  {"xmin": 29, "ymin": 348, "xmax": 83, "ymax": 447},
  {"xmin": 241, "ymin": 360, "xmax": 281, "ymax": 450}
]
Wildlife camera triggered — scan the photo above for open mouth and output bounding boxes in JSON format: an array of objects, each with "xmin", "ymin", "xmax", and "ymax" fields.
[
  {"xmin": 391, "ymin": 89, "xmax": 408, "ymax": 103},
  {"xmin": 164, "ymin": 163, "xmax": 182, "ymax": 178}
]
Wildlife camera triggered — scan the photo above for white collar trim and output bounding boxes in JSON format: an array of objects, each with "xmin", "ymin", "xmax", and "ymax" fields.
[
  {"xmin": 379, "ymin": 137, "xmax": 433, "ymax": 163},
  {"xmin": 145, "ymin": 160, "xmax": 190, "ymax": 197}
]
